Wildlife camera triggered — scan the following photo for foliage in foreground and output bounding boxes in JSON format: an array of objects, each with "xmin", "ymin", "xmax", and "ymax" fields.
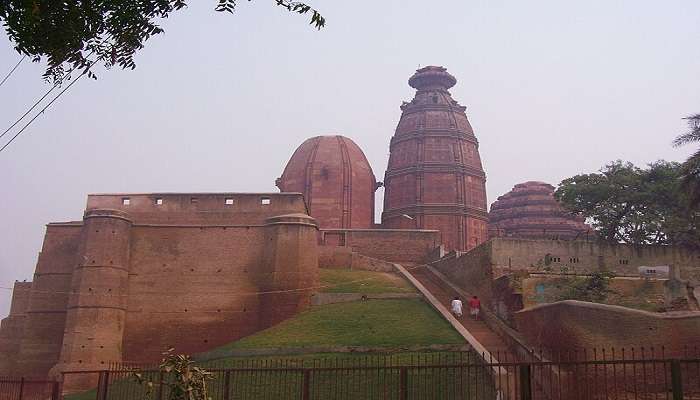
[
  {"xmin": 133, "ymin": 349, "xmax": 214, "ymax": 400},
  {"xmin": 0, "ymin": 0, "xmax": 325, "ymax": 83},
  {"xmin": 555, "ymin": 160, "xmax": 699, "ymax": 248}
]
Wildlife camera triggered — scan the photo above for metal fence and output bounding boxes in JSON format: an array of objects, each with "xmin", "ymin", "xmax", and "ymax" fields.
[
  {"xmin": 3, "ymin": 349, "xmax": 700, "ymax": 400},
  {"xmin": 0, "ymin": 378, "xmax": 59, "ymax": 400}
]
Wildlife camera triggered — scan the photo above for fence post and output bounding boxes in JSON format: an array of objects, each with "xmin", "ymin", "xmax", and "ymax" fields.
[
  {"xmin": 97, "ymin": 371, "xmax": 110, "ymax": 400},
  {"xmin": 671, "ymin": 360, "xmax": 683, "ymax": 400},
  {"xmin": 18, "ymin": 377, "xmax": 24, "ymax": 400},
  {"xmin": 399, "ymin": 367, "xmax": 408, "ymax": 400},
  {"xmin": 519, "ymin": 365, "xmax": 532, "ymax": 400},
  {"xmin": 222, "ymin": 371, "xmax": 231, "ymax": 400},
  {"xmin": 51, "ymin": 381, "xmax": 60, "ymax": 400},
  {"xmin": 302, "ymin": 369, "xmax": 310, "ymax": 400},
  {"xmin": 156, "ymin": 371, "xmax": 164, "ymax": 400}
]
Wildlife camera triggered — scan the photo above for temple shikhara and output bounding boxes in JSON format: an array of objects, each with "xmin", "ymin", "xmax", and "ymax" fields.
[
  {"xmin": 488, "ymin": 181, "xmax": 591, "ymax": 240},
  {"xmin": 2, "ymin": 66, "xmax": 699, "ymax": 391},
  {"xmin": 382, "ymin": 66, "xmax": 488, "ymax": 251}
]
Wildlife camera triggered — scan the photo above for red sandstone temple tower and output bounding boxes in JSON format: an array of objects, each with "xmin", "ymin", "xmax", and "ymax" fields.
[
  {"xmin": 489, "ymin": 181, "xmax": 591, "ymax": 240},
  {"xmin": 382, "ymin": 66, "xmax": 488, "ymax": 251},
  {"xmin": 277, "ymin": 135, "xmax": 377, "ymax": 229}
]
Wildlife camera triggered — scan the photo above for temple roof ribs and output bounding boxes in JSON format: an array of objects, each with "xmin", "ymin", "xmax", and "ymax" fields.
[
  {"xmin": 277, "ymin": 135, "xmax": 377, "ymax": 229},
  {"xmin": 488, "ymin": 181, "xmax": 591, "ymax": 240}
]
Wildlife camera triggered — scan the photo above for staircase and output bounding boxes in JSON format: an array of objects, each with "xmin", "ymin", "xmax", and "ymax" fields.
[{"xmin": 405, "ymin": 265, "xmax": 516, "ymax": 362}]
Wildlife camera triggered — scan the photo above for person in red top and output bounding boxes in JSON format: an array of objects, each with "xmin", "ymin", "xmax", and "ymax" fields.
[{"xmin": 468, "ymin": 295, "xmax": 481, "ymax": 320}]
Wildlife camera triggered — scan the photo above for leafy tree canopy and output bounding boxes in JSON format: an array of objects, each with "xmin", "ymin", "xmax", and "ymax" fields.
[
  {"xmin": 673, "ymin": 114, "xmax": 700, "ymax": 208},
  {"xmin": 555, "ymin": 160, "xmax": 699, "ymax": 248},
  {"xmin": 0, "ymin": 0, "xmax": 325, "ymax": 83}
]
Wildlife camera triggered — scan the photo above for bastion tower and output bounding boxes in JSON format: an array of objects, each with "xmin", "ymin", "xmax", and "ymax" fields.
[
  {"xmin": 382, "ymin": 66, "xmax": 488, "ymax": 251},
  {"xmin": 277, "ymin": 135, "xmax": 377, "ymax": 229}
]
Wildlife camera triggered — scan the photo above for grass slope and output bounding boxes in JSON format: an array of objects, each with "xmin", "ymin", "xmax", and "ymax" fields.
[
  {"xmin": 318, "ymin": 269, "xmax": 415, "ymax": 294},
  {"xmin": 213, "ymin": 298, "xmax": 462, "ymax": 351}
]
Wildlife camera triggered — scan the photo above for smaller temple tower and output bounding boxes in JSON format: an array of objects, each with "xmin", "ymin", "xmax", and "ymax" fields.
[
  {"xmin": 277, "ymin": 135, "xmax": 377, "ymax": 229},
  {"xmin": 488, "ymin": 181, "xmax": 591, "ymax": 240}
]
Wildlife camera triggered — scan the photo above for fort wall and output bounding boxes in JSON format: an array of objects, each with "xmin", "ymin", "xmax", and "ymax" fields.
[
  {"xmin": 319, "ymin": 229, "xmax": 440, "ymax": 263},
  {"xmin": 0, "ymin": 193, "xmax": 319, "ymax": 384},
  {"xmin": 0, "ymin": 282, "xmax": 31, "ymax": 373},
  {"xmin": 15, "ymin": 224, "xmax": 81, "ymax": 377},
  {"xmin": 490, "ymin": 238, "xmax": 700, "ymax": 279},
  {"xmin": 515, "ymin": 300, "xmax": 700, "ymax": 357},
  {"xmin": 430, "ymin": 242, "xmax": 494, "ymax": 305}
]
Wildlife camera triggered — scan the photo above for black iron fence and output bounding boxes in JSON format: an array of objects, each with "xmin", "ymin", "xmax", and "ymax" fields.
[
  {"xmin": 3, "ymin": 349, "xmax": 700, "ymax": 400},
  {"xmin": 0, "ymin": 378, "xmax": 59, "ymax": 400}
]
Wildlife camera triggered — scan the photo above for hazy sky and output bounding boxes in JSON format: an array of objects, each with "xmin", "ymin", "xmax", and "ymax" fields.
[{"xmin": 1, "ymin": 0, "xmax": 699, "ymax": 317}]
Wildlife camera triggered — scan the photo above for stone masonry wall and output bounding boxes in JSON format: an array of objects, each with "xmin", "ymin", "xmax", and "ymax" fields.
[
  {"xmin": 430, "ymin": 241, "xmax": 494, "ymax": 305},
  {"xmin": 490, "ymin": 238, "xmax": 700, "ymax": 280},
  {"xmin": 0, "ymin": 193, "xmax": 319, "ymax": 384},
  {"xmin": 319, "ymin": 229, "xmax": 440, "ymax": 263},
  {"xmin": 515, "ymin": 300, "xmax": 700, "ymax": 357}
]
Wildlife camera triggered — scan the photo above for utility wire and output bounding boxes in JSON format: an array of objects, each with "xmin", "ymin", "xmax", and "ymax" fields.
[
  {"xmin": 0, "ymin": 54, "xmax": 96, "ymax": 141},
  {"xmin": 0, "ymin": 61, "xmax": 95, "ymax": 153},
  {"xmin": 0, "ymin": 55, "xmax": 26, "ymax": 89},
  {"xmin": 0, "ymin": 264, "xmax": 427, "ymax": 298}
]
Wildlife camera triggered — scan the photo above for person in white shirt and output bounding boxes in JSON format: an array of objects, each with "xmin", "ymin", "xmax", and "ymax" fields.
[{"xmin": 450, "ymin": 297, "xmax": 463, "ymax": 318}]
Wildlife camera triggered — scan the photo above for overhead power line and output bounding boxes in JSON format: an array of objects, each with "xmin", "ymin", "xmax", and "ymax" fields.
[
  {"xmin": 0, "ymin": 61, "xmax": 95, "ymax": 153},
  {"xmin": 0, "ymin": 55, "xmax": 26, "ymax": 89},
  {"xmin": 0, "ymin": 53, "xmax": 97, "ymax": 142}
]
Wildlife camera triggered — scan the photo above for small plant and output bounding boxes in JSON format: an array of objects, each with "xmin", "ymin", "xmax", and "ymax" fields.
[
  {"xmin": 133, "ymin": 349, "xmax": 214, "ymax": 400},
  {"xmin": 562, "ymin": 271, "xmax": 616, "ymax": 302}
]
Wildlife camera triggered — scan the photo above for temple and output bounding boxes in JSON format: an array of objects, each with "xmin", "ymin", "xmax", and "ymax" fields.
[
  {"xmin": 488, "ymin": 181, "xmax": 591, "ymax": 240},
  {"xmin": 382, "ymin": 66, "xmax": 489, "ymax": 251},
  {"xmin": 276, "ymin": 135, "xmax": 377, "ymax": 229},
  {"xmin": 2, "ymin": 66, "xmax": 698, "ymax": 388}
]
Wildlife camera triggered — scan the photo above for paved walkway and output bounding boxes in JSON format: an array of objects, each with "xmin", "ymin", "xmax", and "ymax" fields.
[{"xmin": 407, "ymin": 265, "xmax": 516, "ymax": 363}]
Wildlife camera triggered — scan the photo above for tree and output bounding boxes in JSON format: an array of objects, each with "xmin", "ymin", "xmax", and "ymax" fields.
[
  {"xmin": 673, "ymin": 114, "xmax": 700, "ymax": 209},
  {"xmin": 0, "ymin": 0, "xmax": 325, "ymax": 83},
  {"xmin": 555, "ymin": 160, "xmax": 699, "ymax": 248}
]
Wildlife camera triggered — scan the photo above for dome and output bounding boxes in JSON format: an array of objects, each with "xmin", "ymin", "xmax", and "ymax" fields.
[
  {"xmin": 276, "ymin": 135, "xmax": 377, "ymax": 229},
  {"xmin": 488, "ymin": 181, "xmax": 591, "ymax": 240},
  {"xmin": 382, "ymin": 66, "xmax": 489, "ymax": 251}
]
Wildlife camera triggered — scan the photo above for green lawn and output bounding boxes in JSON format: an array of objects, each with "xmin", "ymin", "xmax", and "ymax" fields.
[
  {"xmin": 207, "ymin": 298, "xmax": 462, "ymax": 353},
  {"xmin": 318, "ymin": 269, "xmax": 415, "ymax": 294},
  {"xmin": 67, "ymin": 351, "xmax": 497, "ymax": 400}
]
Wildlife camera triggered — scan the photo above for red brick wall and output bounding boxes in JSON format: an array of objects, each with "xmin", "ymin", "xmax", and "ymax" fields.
[
  {"xmin": 318, "ymin": 246, "xmax": 395, "ymax": 272},
  {"xmin": 1, "ymin": 193, "xmax": 319, "ymax": 381},
  {"xmin": 319, "ymin": 229, "xmax": 440, "ymax": 263},
  {"xmin": 86, "ymin": 193, "xmax": 308, "ymax": 225},
  {"xmin": 123, "ymin": 225, "xmax": 266, "ymax": 362},
  {"xmin": 431, "ymin": 242, "xmax": 494, "ymax": 305},
  {"xmin": 490, "ymin": 238, "xmax": 700, "ymax": 278},
  {"xmin": 14, "ymin": 225, "xmax": 81, "ymax": 377},
  {"xmin": 515, "ymin": 300, "xmax": 700, "ymax": 357},
  {"xmin": 0, "ymin": 282, "xmax": 31, "ymax": 373}
]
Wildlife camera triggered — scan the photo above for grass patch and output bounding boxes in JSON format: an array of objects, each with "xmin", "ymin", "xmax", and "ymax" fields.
[
  {"xmin": 319, "ymin": 269, "xmax": 415, "ymax": 294},
  {"xmin": 209, "ymin": 298, "xmax": 462, "ymax": 352},
  {"xmin": 66, "ymin": 351, "xmax": 496, "ymax": 400}
]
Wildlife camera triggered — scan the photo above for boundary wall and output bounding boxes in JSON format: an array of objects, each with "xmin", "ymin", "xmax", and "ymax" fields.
[
  {"xmin": 515, "ymin": 300, "xmax": 700, "ymax": 357},
  {"xmin": 319, "ymin": 228, "xmax": 440, "ymax": 264},
  {"xmin": 0, "ymin": 193, "xmax": 319, "ymax": 391}
]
